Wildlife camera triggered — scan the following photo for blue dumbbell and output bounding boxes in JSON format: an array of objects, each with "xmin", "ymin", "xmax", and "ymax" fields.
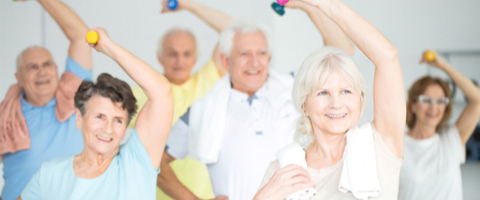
[
  {"xmin": 271, "ymin": 2, "xmax": 285, "ymax": 16},
  {"xmin": 167, "ymin": 0, "xmax": 179, "ymax": 10}
]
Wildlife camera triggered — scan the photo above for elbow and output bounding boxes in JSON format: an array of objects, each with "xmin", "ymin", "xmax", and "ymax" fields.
[{"xmin": 386, "ymin": 46, "xmax": 399, "ymax": 63}]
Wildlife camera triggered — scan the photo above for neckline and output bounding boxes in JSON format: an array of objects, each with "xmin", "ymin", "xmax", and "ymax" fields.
[
  {"xmin": 70, "ymin": 155, "xmax": 117, "ymax": 180},
  {"xmin": 21, "ymin": 93, "xmax": 56, "ymax": 110},
  {"xmin": 307, "ymin": 159, "xmax": 344, "ymax": 174},
  {"xmin": 405, "ymin": 133, "xmax": 439, "ymax": 142}
]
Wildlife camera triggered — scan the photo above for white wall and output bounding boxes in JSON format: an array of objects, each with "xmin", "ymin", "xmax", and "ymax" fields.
[
  {"xmin": 0, "ymin": 0, "xmax": 43, "ymax": 193},
  {"xmin": 1, "ymin": 0, "xmax": 480, "ymax": 196}
]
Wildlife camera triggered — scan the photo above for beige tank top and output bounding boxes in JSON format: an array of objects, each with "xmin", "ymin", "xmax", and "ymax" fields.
[{"xmin": 258, "ymin": 124, "xmax": 403, "ymax": 200}]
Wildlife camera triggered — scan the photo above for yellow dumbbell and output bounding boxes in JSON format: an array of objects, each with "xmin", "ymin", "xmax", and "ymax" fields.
[
  {"xmin": 86, "ymin": 31, "xmax": 99, "ymax": 44},
  {"xmin": 425, "ymin": 50, "xmax": 435, "ymax": 62}
]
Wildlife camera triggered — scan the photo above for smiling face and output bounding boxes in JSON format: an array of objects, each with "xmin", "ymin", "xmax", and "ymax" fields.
[
  {"xmin": 304, "ymin": 70, "xmax": 362, "ymax": 136},
  {"xmin": 411, "ymin": 84, "xmax": 447, "ymax": 128},
  {"xmin": 159, "ymin": 32, "xmax": 197, "ymax": 85},
  {"xmin": 223, "ymin": 31, "xmax": 270, "ymax": 96},
  {"xmin": 15, "ymin": 48, "xmax": 59, "ymax": 105},
  {"xmin": 76, "ymin": 95, "xmax": 128, "ymax": 156}
]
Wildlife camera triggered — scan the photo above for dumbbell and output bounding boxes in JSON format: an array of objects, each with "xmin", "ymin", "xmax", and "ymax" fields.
[
  {"xmin": 272, "ymin": 0, "xmax": 290, "ymax": 16},
  {"xmin": 86, "ymin": 31, "xmax": 99, "ymax": 44},
  {"xmin": 167, "ymin": 0, "xmax": 179, "ymax": 10},
  {"xmin": 425, "ymin": 50, "xmax": 435, "ymax": 62},
  {"xmin": 271, "ymin": 2, "xmax": 285, "ymax": 16}
]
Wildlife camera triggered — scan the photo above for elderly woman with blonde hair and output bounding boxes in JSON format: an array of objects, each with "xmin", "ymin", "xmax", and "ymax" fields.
[{"xmin": 254, "ymin": 0, "xmax": 405, "ymax": 199}]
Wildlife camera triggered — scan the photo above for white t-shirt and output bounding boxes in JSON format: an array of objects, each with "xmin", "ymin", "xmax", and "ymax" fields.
[
  {"xmin": 399, "ymin": 125, "xmax": 466, "ymax": 200},
  {"xmin": 166, "ymin": 87, "xmax": 299, "ymax": 200}
]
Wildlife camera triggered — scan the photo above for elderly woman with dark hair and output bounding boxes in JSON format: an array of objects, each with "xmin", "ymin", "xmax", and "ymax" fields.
[{"xmin": 17, "ymin": 28, "xmax": 173, "ymax": 200}]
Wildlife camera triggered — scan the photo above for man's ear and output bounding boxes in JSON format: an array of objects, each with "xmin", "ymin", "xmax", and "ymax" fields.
[
  {"xmin": 15, "ymin": 72, "xmax": 22, "ymax": 86},
  {"xmin": 220, "ymin": 53, "xmax": 229, "ymax": 72},
  {"xmin": 157, "ymin": 55, "xmax": 165, "ymax": 67}
]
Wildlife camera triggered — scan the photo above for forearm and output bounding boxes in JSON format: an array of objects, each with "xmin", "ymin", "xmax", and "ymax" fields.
[
  {"xmin": 158, "ymin": 161, "xmax": 199, "ymax": 200},
  {"xmin": 304, "ymin": 5, "xmax": 354, "ymax": 55},
  {"xmin": 37, "ymin": 0, "xmax": 88, "ymax": 42},
  {"xmin": 443, "ymin": 64, "xmax": 480, "ymax": 104},
  {"xmin": 312, "ymin": 0, "xmax": 397, "ymax": 66},
  {"xmin": 103, "ymin": 41, "xmax": 170, "ymax": 99},
  {"xmin": 183, "ymin": 0, "xmax": 233, "ymax": 33}
]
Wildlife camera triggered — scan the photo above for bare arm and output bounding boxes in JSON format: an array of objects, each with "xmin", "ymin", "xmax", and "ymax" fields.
[
  {"xmin": 157, "ymin": 152, "xmax": 200, "ymax": 200},
  {"xmin": 421, "ymin": 51, "xmax": 480, "ymax": 144},
  {"xmin": 285, "ymin": 1, "xmax": 354, "ymax": 55},
  {"xmin": 161, "ymin": 0, "xmax": 233, "ymax": 33},
  {"xmin": 92, "ymin": 28, "xmax": 173, "ymax": 170},
  {"xmin": 300, "ymin": 0, "xmax": 405, "ymax": 158},
  {"xmin": 36, "ymin": 0, "xmax": 92, "ymax": 70}
]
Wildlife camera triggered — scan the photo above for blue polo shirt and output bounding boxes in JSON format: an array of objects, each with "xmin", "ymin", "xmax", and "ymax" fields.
[{"xmin": 1, "ymin": 56, "xmax": 91, "ymax": 200}]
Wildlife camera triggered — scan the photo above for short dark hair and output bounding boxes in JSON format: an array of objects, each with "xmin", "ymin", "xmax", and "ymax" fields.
[{"xmin": 74, "ymin": 73, "xmax": 137, "ymax": 124}]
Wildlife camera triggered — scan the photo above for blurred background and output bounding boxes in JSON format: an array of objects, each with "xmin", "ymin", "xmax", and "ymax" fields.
[{"xmin": 1, "ymin": 0, "xmax": 479, "ymax": 198}]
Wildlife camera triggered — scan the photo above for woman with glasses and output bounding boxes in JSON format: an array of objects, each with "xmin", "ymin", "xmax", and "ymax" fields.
[{"xmin": 399, "ymin": 50, "xmax": 480, "ymax": 200}]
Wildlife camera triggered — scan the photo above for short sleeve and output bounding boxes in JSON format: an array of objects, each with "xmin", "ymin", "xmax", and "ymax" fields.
[
  {"xmin": 65, "ymin": 56, "xmax": 92, "ymax": 81},
  {"xmin": 440, "ymin": 125, "xmax": 466, "ymax": 164},
  {"xmin": 120, "ymin": 128, "xmax": 160, "ymax": 174},
  {"xmin": 166, "ymin": 117, "xmax": 190, "ymax": 159},
  {"xmin": 21, "ymin": 166, "xmax": 43, "ymax": 200},
  {"xmin": 258, "ymin": 161, "xmax": 280, "ymax": 191}
]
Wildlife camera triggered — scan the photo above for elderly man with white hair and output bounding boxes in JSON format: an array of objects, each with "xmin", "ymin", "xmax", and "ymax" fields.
[
  {"xmin": 157, "ymin": 1, "xmax": 355, "ymax": 199},
  {"xmin": 0, "ymin": 0, "xmax": 92, "ymax": 200}
]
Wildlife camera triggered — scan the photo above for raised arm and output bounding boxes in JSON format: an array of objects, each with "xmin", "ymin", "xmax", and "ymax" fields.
[
  {"xmin": 91, "ymin": 28, "xmax": 173, "ymax": 170},
  {"xmin": 299, "ymin": 0, "xmax": 405, "ymax": 158},
  {"xmin": 161, "ymin": 0, "xmax": 233, "ymax": 33},
  {"xmin": 35, "ymin": 0, "xmax": 92, "ymax": 70},
  {"xmin": 284, "ymin": 1, "xmax": 354, "ymax": 55},
  {"xmin": 421, "ymin": 50, "xmax": 480, "ymax": 144}
]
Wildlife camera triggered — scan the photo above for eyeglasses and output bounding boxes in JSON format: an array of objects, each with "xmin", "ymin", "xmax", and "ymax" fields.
[{"xmin": 418, "ymin": 95, "xmax": 449, "ymax": 109}]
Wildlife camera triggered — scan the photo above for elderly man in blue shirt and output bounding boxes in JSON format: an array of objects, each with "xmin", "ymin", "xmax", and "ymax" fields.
[{"xmin": 0, "ymin": 0, "xmax": 92, "ymax": 199}]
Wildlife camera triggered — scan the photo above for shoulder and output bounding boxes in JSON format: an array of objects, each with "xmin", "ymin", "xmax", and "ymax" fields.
[
  {"xmin": 438, "ymin": 124, "xmax": 462, "ymax": 145},
  {"xmin": 439, "ymin": 124, "xmax": 459, "ymax": 136},
  {"xmin": 34, "ymin": 155, "xmax": 74, "ymax": 182},
  {"xmin": 42, "ymin": 156, "xmax": 73, "ymax": 172},
  {"xmin": 369, "ymin": 123, "xmax": 403, "ymax": 163}
]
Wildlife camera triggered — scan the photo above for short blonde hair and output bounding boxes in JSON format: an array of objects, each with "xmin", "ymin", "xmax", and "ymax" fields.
[{"xmin": 292, "ymin": 47, "xmax": 367, "ymax": 148}]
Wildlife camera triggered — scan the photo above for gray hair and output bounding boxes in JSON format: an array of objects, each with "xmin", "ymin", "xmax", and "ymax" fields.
[
  {"xmin": 219, "ymin": 21, "xmax": 272, "ymax": 57},
  {"xmin": 157, "ymin": 28, "xmax": 197, "ymax": 58},
  {"xmin": 292, "ymin": 47, "xmax": 368, "ymax": 148},
  {"xmin": 16, "ymin": 45, "xmax": 49, "ymax": 72}
]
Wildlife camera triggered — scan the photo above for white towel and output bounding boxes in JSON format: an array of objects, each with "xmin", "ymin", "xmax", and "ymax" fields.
[
  {"xmin": 276, "ymin": 143, "xmax": 317, "ymax": 200},
  {"xmin": 188, "ymin": 70, "xmax": 294, "ymax": 164},
  {"xmin": 338, "ymin": 123, "xmax": 381, "ymax": 200}
]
